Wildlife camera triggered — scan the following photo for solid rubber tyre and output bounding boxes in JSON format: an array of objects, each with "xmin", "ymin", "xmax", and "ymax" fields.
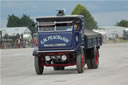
[
  {"xmin": 91, "ymin": 48, "xmax": 99, "ymax": 68},
  {"xmin": 87, "ymin": 48, "xmax": 99, "ymax": 69},
  {"xmin": 76, "ymin": 52, "xmax": 85, "ymax": 73},
  {"xmin": 34, "ymin": 56, "xmax": 44, "ymax": 74},
  {"xmin": 87, "ymin": 58, "xmax": 92, "ymax": 69}
]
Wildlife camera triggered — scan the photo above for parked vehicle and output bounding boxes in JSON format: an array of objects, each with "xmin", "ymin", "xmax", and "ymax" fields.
[{"xmin": 33, "ymin": 10, "xmax": 102, "ymax": 74}]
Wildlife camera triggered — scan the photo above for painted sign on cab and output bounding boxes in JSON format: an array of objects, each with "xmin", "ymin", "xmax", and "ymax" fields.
[{"xmin": 40, "ymin": 35, "xmax": 69, "ymax": 44}]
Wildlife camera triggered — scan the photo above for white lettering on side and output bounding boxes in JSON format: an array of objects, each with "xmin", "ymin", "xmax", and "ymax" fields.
[{"xmin": 40, "ymin": 35, "xmax": 70, "ymax": 44}]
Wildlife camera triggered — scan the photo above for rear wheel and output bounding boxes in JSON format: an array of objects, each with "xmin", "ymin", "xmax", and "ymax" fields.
[
  {"xmin": 87, "ymin": 48, "xmax": 99, "ymax": 69},
  {"xmin": 34, "ymin": 56, "xmax": 44, "ymax": 74},
  {"xmin": 76, "ymin": 52, "xmax": 85, "ymax": 73}
]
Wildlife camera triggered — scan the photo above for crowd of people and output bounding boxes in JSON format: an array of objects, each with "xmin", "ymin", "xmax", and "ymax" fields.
[{"xmin": 16, "ymin": 38, "xmax": 37, "ymax": 48}]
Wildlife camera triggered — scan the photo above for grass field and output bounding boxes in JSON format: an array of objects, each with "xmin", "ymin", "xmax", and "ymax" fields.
[
  {"xmin": 118, "ymin": 39, "xmax": 128, "ymax": 43},
  {"xmin": 108, "ymin": 39, "xmax": 128, "ymax": 43}
]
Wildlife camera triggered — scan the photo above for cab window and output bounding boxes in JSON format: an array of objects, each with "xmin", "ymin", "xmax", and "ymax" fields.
[{"xmin": 74, "ymin": 20, "xmax": 81, "ymax": 31}]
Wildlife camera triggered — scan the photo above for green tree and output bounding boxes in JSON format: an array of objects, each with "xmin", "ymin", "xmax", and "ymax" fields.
[
  {"xmin": 71, "ymin": 4, "xmax": 98, "ymax": 30},
  {"xmin": 116, "ymin": 20, "xmax": 128, "ymax": 27},
  {"xmin": 7, "ymin": 14, "xmax": 20, "ymax": 27},
  {"xmin": 20, "ymin": 14, "xmax": 36, "ymax": 34},
  {"xmin": 7, "ymin": 14, "xmax": 36, "ymax": 34}
]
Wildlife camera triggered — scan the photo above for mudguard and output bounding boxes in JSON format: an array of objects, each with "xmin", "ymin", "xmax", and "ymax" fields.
[{"xmin": 33, "ymin": 48, "xmax": 38, "ymax": 56}]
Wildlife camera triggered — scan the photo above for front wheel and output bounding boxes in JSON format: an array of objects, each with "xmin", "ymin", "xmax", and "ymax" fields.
[
  {"xmin": 76, "ymin": 52, "xmax": 85, "ymax": 73},
  {"xmin": 34, "ymin": 56, "xmax": 44, "ymax": 74}
]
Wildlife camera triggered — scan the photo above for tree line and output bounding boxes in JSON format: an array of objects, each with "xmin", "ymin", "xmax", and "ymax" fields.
[
  {"xmin": 7, "ymin": 14, "xmax": 36, "ymax": 35},
  {"xmin": 7, "ymin": 4, "xmax": 128, "ymax": 34},
  {"xmin": 116, "ymin": 20, "xmax": 128, "ymax": 27}
]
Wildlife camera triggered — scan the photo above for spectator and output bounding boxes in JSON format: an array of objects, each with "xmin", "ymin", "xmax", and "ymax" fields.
[
  {"xmin": 34, "ymin": 39, "xmax": 37, "ymax": 47},
  {"xmin": 18, "ymin": 39, "xmax": 21, "ymax": 48}
]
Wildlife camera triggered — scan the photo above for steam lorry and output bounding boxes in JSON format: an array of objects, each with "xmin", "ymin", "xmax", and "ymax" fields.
[{"xmin": 33, "ymin": 10, "xmax": 102, "ymax": 74}]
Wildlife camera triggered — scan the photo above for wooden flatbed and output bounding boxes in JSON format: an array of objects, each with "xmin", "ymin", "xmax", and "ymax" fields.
[{"xmin": 84, "ymin": 29, "xmax": 102, "ymax": 49}]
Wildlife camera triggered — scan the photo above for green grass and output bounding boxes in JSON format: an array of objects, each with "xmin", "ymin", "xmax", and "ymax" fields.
[
  {"xmin": 108, "ymin": 39, "xmax": 128, "ymax": 43},
  {"xmin": 118, "ymin": 39, "xmax": 128, "ymax": 43}
]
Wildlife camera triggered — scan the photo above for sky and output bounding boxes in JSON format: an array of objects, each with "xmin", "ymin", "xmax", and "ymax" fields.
[{"xmin": 0, "ymin": 0, "xmax": 128, "ymax": 28}]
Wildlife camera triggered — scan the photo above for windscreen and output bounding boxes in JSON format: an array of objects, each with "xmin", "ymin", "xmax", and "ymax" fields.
[{"xmin": 38, "ymin": 21, "xmax": 72, "ymax": 31}]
